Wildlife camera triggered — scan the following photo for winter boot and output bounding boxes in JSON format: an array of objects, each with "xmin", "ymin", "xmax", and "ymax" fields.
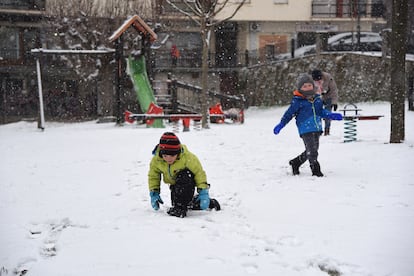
[
  {"xmin": 167, "ymin": 205, "xmax": 187, "ymax": 218},
  {"xmin": 289, "ymin": 156, "xmax": 303, "ymax": 175},
  {"xmin": 209, "ymin": 198, "xmax": 221, "ymax": 211},
  {"xmin": 324, "ymin": 127, "xmax": 330, "ymax": 136},
  {"xmin": 188, "ymin": 197, "xmax": 221, "ymax": 211},
  {"xmin": 311, "ymin": 161, "xmax": 324, "ymax": 177}
]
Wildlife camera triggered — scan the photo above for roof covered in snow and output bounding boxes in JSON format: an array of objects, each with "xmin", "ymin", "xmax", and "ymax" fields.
[{"xmin": 109, "ymin": 14, "xmax": 157, "ymax": 43}]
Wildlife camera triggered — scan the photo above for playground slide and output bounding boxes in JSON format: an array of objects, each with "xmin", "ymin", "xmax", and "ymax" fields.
[{"xmin": 127, "ymin": 55, "xmax": 163, "ymax": 128}]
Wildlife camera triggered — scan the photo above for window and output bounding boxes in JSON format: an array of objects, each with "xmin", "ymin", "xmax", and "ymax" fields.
[
  {"xmin": 274, "ymin": 0, "xmax": 288, "ymax": 3},
  {"xmin": 0, "ymin": 27, "xmax": 20, "ymax": 60},
  {"xmin": 265, "ymin": 44, "xmax": 275, "ymax": 59}
]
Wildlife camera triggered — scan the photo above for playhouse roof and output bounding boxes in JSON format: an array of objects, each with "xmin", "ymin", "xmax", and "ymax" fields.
[{"xmin": 109, "ymin": 15, "xmax": 157, "ymax": 43}]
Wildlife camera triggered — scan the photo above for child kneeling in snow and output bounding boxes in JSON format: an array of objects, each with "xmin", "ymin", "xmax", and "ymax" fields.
[
  {"xmin": 148, "ymin": 132, "xmax": 220, "ymax": 218},
  {"xmin": 273, "ymin": 73, "xmax": 343, "ymax": 177}
]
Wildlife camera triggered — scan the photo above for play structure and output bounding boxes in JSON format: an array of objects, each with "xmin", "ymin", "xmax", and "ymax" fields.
[
  {"xmin": 31, "ymin": 48, "xmax": 116, "ymax": 130},
  {"xmin": 127, "ymin": 55, "xmax": 163, "ymax": 128},
  {"xmin": 340, "ymin": 103, "xmax": 383, "ymax": 142},
  {"xmin": 125, "ymin": 55, "xmax": 244, "ymax": 130},
  {"xmin": 109, "ymin": 15, "xmax": 244, "ymax": 131},
  {"xmin": 125, "ymin": 102, "xmax": 244, "ymax": 131}
]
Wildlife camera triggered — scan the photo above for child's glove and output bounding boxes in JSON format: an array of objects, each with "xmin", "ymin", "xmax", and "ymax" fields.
[
  {"xmin": 150, "ymin": 191, "xmax": 164, "ymax": 210},
  {"xmin": 328, "ymin": 113, "xmax": 343, "ymax": 120},
  {"xmin": 197, "ymin": 189, "xmax": 210, "ymax": 210},
  {"xmin": 273, "ymin": 123, "xmax": 285, "ymax": 135}
]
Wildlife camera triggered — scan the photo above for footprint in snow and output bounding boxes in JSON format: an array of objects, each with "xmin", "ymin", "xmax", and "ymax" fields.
[
  {"xmin": 242, "ymin": 262, "xmax": 259, "ymax": 274},
  {"xmin": 276, "ymin": 235, "xmax": 303, "ymax": 247},
  {"xmin": 206, "ymin": 257, "xmax": 225, "ymax": 265}
]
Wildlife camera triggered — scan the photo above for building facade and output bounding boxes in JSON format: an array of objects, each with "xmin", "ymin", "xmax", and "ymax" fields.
[
  {"xmin": 0, "ymin": 0, "xmax": 395, "ymax": 123},
  {"xmin": 151, "ymin": 0, "xmax": 387, "ymax": 105},
  {"xmin": 221, "ymin": 0, "xmax": 387, "ymax": 60}
]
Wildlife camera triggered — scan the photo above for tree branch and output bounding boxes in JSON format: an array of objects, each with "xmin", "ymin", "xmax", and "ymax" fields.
[
  {"xmin": 166, "ymin": 0, "xmax": 202, "ymax": 26},
  {"xmin": 209, "ymin": 0, "xmax": 246, "ymax": 27}
]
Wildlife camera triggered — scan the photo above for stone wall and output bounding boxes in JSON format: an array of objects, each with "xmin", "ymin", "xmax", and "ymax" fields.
[{"xmin": 239, "ymin": 53, "xmax": 414, "ymax": 107}]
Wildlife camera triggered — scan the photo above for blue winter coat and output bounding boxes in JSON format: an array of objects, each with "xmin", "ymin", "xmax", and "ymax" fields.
[{"xmin": 279, "ymin": 91, "xmax": 332, "ymax": 136}]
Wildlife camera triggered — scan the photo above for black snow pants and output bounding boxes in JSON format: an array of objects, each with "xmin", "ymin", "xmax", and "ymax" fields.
[{"xmin": 170, "ymin": 169, "xmax": 196, "ymax": 209}]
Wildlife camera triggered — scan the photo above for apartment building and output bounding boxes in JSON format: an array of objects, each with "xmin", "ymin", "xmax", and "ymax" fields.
[{"xmin": 220, "ymin": 0, "xmax": 387, "ymax": 59}]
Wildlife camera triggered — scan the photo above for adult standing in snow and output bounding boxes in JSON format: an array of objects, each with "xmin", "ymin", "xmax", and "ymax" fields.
[
  {"xmin": 311, "ymin": 69, "xmax": 339, "ymax": 136},
  {"xmin": 148, "ymin": 132, "xmax": 220, "ymax": 218},
  {"xmin": 273, "ymin": 73, "xmax": 343, "ymax": 176}
]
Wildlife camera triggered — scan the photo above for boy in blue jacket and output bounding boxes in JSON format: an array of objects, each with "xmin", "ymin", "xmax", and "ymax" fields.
[{"xmin": 273, "ymin": 73, "xmax": 343, "ymax": 176}]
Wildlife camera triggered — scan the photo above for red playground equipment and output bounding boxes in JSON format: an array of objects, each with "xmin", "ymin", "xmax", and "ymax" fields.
[{"xmin": 124, "ymin": 102, "xmax": 244, "ymax": 131}]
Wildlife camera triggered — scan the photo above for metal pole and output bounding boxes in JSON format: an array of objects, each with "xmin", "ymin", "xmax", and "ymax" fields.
[
  {"xmin": 1, "ymin": 77, "xmax": 6, "ymax": 124},
  {"xmin": 36, "ymin": 58, "xmax": 45, "ymax": 130},
  {"xmin": 408, "ymin": 74, "xmax": 414, "ymax": 111},
  {"xmin": 114, "ymin": 37, "xmax": 123, "ymax": 125},
  {"xmin": 356, "ymin": 0, "xmax": 361, "ymax": 51}
]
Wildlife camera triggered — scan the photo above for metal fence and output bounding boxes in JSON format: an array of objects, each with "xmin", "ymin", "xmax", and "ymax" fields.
[
  {"xmin": 163, "ymin": 77, "xmax": 245, "ymax": 114},
  {"xmin": 151, "ymin": 46, "xmax": 287, "ymax": 70}
]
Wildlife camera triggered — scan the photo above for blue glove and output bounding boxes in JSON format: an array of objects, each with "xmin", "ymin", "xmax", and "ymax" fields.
[
  {"xmin": 328, "ymin": 113, "xmax": 343, "ymax": 120},
  {"xmin": 150, "ymin": 191, "xmax": 164, "ymax": 210},
  {"xmin": 273, "ymin": 123, "xmax": 285, "ymax": 135},
  {"xmin": 197, "ymin": 189, "xmax": 210, "ymax": 210}
]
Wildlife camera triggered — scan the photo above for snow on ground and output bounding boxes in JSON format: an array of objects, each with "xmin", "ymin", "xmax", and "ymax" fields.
[{"xmin": 1, "ymin": 102, "xmax": 413, "ymax": 276}]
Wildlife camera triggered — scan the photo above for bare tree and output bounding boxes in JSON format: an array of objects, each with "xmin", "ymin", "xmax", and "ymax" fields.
[
  {"xmin": 47, "ymin": 0, "xmax": 152, "ymax": 18},
  {"xmin": 47, "ymin": 0, "xmax": 99, "ymax": 16},
  {"xmin": 166, "ymin": 0, "xmax": 246, "ymax": 128},
  {"xmin": 44, "ymin": 0, "xmax": 154, "ymax": 89},
  {"xmin": 100, "ymin": 0, "xmax": 153, "ymax": 18},
  {"xmin": 390, "ymin": 0, "xmax": 408, "ymax": 143}
]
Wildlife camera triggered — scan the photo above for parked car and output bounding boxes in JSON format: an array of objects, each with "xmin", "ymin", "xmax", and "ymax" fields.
[
  {"xmin": 277, "ymin": 32, "xmax": 382, "ymax": 59},
  {"xmin": 327, "ymin": 32, "xmax": 382, "ymax": 51}
]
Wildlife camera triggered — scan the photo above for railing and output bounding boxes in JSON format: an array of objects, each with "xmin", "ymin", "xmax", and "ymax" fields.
[
  {"xmin": 151, "ymin": 46, "xmax": 287, "ymax": 70},
  {"xmin": 312, "ymin": 1, "xmax": 385, "ymax": 18},
  {"xmin": 155, "ymin": 0, "xmax": 195, "ymax": 16},
  {"xmin": 163, "ymin": 76, "xmax": 245, "ymax": 114},
  {"xmin": 0, "ymin": 0, "xmax": 46, "ymax": 11}
]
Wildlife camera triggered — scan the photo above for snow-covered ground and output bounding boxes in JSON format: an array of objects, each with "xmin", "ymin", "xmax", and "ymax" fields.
[{"xmin": 1, "ymin": 102, "xmax": 413, "ymax": 276}]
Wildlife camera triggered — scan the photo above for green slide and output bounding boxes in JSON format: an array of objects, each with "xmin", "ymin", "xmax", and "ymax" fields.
[{"xmin": 127, "ymin": 55, "xmax": 163, "ymax": 128}]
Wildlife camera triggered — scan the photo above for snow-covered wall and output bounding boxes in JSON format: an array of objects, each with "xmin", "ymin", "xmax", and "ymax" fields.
[{"xmin": 240, "ymin": 53, "xmax": 414, "ymax": 107}]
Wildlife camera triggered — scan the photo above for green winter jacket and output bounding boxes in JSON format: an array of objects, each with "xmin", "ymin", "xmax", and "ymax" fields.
[{"xmin": 148, "ymin": 144, "xmax": 208, "ymax": 192}]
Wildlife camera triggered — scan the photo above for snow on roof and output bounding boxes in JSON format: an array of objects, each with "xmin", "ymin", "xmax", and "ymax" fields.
[{"xmin": 108, "ymin": 14, "xmax": 157, "ymax": 43}]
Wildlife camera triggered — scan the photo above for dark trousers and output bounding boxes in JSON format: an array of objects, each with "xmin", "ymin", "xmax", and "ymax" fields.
[
  {"xmin": 295, "ymin": 132, "xmax": 320, "ymax": 166},
  {"xmin": 323, "ymin": 98, "xmax": 333, "ymax": 129},
  {"xmin": 170, "ymin": 169, "xmax": 195, "ymax": 209}
]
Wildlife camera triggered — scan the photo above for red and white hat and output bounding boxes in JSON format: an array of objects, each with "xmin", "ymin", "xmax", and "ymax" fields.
[{"xmin": 159, "ymin": 132, "xmax": 181, "ymax": 155}]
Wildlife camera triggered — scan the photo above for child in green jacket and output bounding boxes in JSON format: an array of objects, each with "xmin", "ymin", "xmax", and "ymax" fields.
[{"xmin": 148, "ymin": 132, "xmax": 220, "ymax": 218}]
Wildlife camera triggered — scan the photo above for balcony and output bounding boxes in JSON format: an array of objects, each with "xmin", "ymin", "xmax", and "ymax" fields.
[
  {"xmin": 155, "ymin": 0, "xmax": 194, "ymax": 17},
  {"xmin": 151, "ymin": 47, "xmax": 285, "ymax": 71},
  {"xmin": 312, "ymin": 1, "xmax": 385, "ymax": 18},
  {"xmin": 0, "ymin": 0, "xmax": 45, "ymax": 11},
  {"xmin": 0, "ymin": 0, "xmax": 45, "ymax": 22}
]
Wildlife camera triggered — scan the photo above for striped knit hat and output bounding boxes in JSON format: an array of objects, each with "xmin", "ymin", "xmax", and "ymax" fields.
[{"xmin": 159, "ymin": 132, "xmax": 181, "ymax": 156}]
